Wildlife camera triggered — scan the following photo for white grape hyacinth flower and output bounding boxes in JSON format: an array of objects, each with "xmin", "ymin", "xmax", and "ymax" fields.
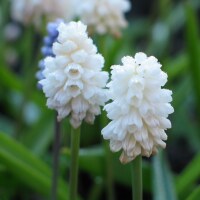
[
  {"xmin": 102, "ymin": 53, "xmax": 174, "ymax": 164},
  {"xmin": 78, "ymin": 0, "xmax": 131, "ymax": 36},
  {"xmin": 40, "ymin": 21, "xmax": 108, "ymax": 128},
  {"xmin": 11, "ymin": 0, "xmax": 78, "ymax": 26},
  {"xmin": 11, "ymin": 0, "xmax": 42, "ymax": 26},
  {"xmin": 42, "ymin": 0, "xmax": 78, "ymax": 21}
]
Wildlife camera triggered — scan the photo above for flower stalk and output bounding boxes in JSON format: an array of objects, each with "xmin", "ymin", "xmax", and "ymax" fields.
[
  {"xmin": 51, "ymin": 118, "xmax": 61, "ymax": 200},
  {"xmin": 131, "ymin": 155, "xmax": 142, "ymax": 200},
  {"xmin": 104, "ymin": 140, "xmax": 115, "ymax": 200},
  {"xmin": 101, "ymin": 111, "xmax": 115, "ymax": 200},
  {"xmin": 69, "ymin": 127, "xmax": 81, "ymax": 200}
]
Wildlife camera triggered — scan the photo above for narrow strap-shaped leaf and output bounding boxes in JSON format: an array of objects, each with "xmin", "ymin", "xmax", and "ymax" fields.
[
  {"xmin": 153, "ymin": 151, "xmax": 177, "ymax": 200},
  {"xmin": 62, "ymin": 146, "xmax": 151, "ymax": 191},
  {"xmin": 185, "ymin": 2, "xmax": 200, "ymax": 113},
  {"xmin": 186, "ymin": 186, "xmax": 200, "ymax": 200},
  {"xmin": 0, "ymin": 132, "xmax": 68, "ymax": 200},
  {"xmin": 176, "ymin": 154, "xmax": 200, "ymax": 196}
]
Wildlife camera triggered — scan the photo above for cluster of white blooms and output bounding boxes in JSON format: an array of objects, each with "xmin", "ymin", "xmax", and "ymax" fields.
[
  {"xmin": 102, "ymin": 53, "xmax": 174, "ymax": 164},
  {"xmin": 11, "ymin": 0, "xmax": 42, "ymax": 26},
  {"xmin": 40, "ymin": 21, "xmax": 108, "ymax": 128},
  {"xmin": 78, "ymin": 0, "xmax": 131, "ymax": 36},
  {"xmin": 42, "ymin": 0, "xmax": 78, "ymax": 21},
  {"xmin": 11, "ymin": 0, "xmax": 77, "ymax": 26}
]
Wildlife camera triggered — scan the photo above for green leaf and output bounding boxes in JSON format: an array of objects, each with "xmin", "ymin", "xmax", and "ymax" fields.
[
  {"xmin": 185, "ymin": 2, "xmax": 200, "ymax": 112},
  {"xmin": 0, "ymin": 115, "xmax": 15, "ymax": 136},
  {"xmin": 62, "ymin": 146, "xmax": 151, "ymax": 191},
  {"xmin": 153, "ymin": 152, "xmax": 177, "ymax": 200},
  {"xmin": 0, "ymin": 66, "xmax": 22, "ymax": 91},
  {"xmin": 20, "ymin": 112, "xmax": 54, "ymax": 156},
  {"xmin": 62, "ymin": 146, "xmax": 104, "ymax": 176},
  {"xmin": 186, "ymin": 186, "xmax": 200, "ymax": 200},
  {"xmin": 176, "ymin": 154, "xmax": 200, "ymax": 197},
  {"xmin": 164, "ymin": 53, "xmax": 188, "ymax": 82},
  {"xmin": 172, "ymin": 77, "xmax": 191, "ymax": 109},
  {"xmin": 0, "ymin": 132, "xmax": 68, "ymax": 200},
  {"xmin": 0, "ymin": 66, "xmax": 45, "ymax": 106}
]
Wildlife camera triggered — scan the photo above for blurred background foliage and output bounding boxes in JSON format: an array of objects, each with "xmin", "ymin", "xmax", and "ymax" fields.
[{"xmin": 0, "ymin": 0, "xmax": 200, "ymax": 199}]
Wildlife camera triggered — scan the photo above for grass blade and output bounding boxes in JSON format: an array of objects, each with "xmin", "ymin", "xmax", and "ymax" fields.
[
  {"xmin": 153, "ymin": 152, "xmax": 177, "ymax": 200},
  {"xmin": 0, "ymin": 132, "xmax": 68, "ymax": 200}
]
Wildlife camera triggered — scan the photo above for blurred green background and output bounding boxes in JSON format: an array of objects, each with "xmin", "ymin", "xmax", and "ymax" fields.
[{"xmin": 1, "ymin": 0, "xmax": 200, "ymax": 199}]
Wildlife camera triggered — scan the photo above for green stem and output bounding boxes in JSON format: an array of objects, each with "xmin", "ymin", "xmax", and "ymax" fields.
[
  {"xmin": 104, "ymin": 141, "xmax": 115, "ymax": 200},
  {"xmin": 98, "ymin": 34, "xmax": 115, "ymax": 200},
  {"xmin": 69, "ymin": 127, "xmax": 81, "ymax": 200},
  {"xmin": 101, "ymin": 111, "xmax": 115, "ymax": 200},
  {"xmin": 51, "ymin": 117, "xmax": 61, "ymax": 200},
  {"xmin": 132, "ymin": 155, "xmax": 142, "ymax": 200}
]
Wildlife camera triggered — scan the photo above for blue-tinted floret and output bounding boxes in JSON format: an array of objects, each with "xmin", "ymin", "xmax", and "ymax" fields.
[{"xmin": 36, "ymin": 19, "xmax": 63, "ymax": 89}]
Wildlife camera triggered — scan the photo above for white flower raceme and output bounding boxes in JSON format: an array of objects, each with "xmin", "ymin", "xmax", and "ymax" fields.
[
  {"xmin": 42, "ymin": 0, "xmax": 78, "ymax": 21},
  {"xmin": 78, "ymin": 0, "xmax": 131, "ymax": 36},
  {"xmin": 11, "ymin": 0, "xmax": 78, "ymax": 26},
  {"xmin": 11, "ymin": 0, "xmax": 42, "ymax": 26},
  {"xmin": 102, "ymin": 53, "xmax": 174, "ymax": 164},
  {"xmin": 40, "ymin": 21, "xmax": 108, "ymax": 128}
]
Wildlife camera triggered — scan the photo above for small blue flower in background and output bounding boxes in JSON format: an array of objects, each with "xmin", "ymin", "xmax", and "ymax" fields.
[{"xmin": 36, "ymin": 19, "xmax": 63, "ymax": 89}]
